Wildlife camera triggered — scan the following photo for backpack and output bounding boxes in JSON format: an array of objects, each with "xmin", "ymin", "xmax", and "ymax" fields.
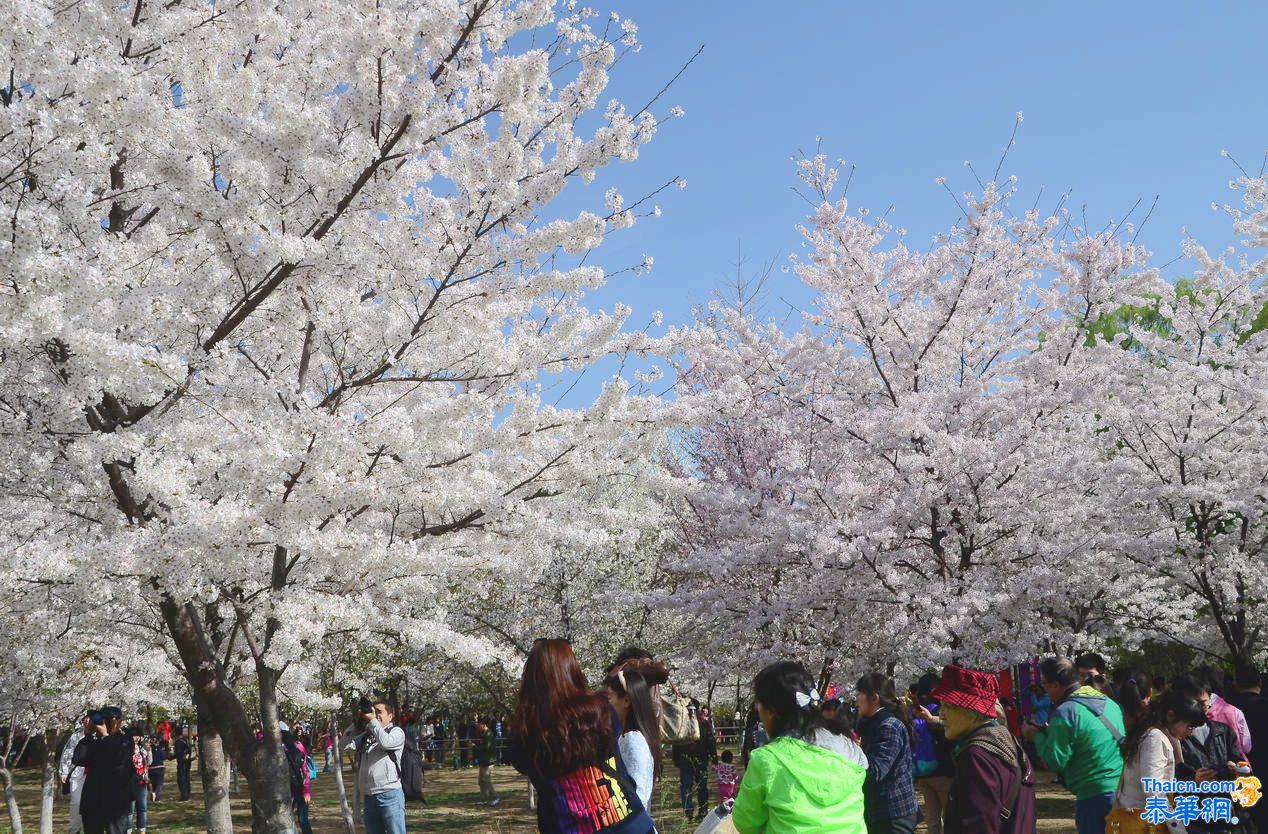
[
  {"xmin": 911, "ymin": 716, "xmax": 939, "ymax": 777},
  {"xmin": 284, "ymin": 744, "xmax": 306, "ymax": 800},
  {"xmin": 399, "ymin": 725, "xmax": 425, "ymax": 802}
]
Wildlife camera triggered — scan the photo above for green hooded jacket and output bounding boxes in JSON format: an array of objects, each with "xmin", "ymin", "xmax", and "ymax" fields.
[
  {"xmin": 1035, "ymin": 685, "xmax": 1125, "ymax": 800},
  {"xmin": 732, "ymin": 734, "xmax": 867, "ymax": 834}
]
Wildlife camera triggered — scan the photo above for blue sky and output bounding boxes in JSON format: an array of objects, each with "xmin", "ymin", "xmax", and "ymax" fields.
[{"xmin": 539, "ymin": 1, "xmax": 1268, "ymax": 403}]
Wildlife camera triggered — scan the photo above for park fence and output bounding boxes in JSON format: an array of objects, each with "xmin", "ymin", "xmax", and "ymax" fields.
[{"xmin": 419, "ymin": 726, "xmax": 744, "ymax": 770}]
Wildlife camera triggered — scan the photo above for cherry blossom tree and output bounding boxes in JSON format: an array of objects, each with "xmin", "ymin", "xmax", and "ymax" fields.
[
  {"xmin": 0, "ymin": 1, "xmax": 687, "ymax": 830},
  {"xmin": 667, "ymin": 154, "xmax": 1155, "ymax": 677},
  {"xmin": 1092, "ymin": 178, "xmax": 1268, "ymax": 669}
]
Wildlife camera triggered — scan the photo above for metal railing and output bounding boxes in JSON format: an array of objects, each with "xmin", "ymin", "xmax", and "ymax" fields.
[{"xmin": 411, "ymin": 727, "xmax": 746, "ymax": 770}]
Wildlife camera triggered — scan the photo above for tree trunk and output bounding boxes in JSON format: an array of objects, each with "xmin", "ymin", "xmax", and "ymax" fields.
[
  {"xmin": 249, "ymin": 668, "xmax": 296, "ymax": 834},
  {"xmin": 2, "ymin": 714, "xmax": 28, "ymax": 834},
  {"xmin": 331, "ymin": 726, "xmax": 355, "ymax": 834},
  {"xmin": 198, "ymin": 701, "xmax": 235, "ymax": 834},
  {"xmin": 159, "ymin": 598, "xmax": 296, "ymax": 834},
  {"xmin": 1, "ymin": 767, "xmax": 21, "ymax": 834},
  {"xmin": 38, "ymin": 729, "xmax": 64, "ymax": 834}
]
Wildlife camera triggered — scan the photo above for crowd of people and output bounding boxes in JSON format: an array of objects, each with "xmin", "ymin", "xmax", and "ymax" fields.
[
  {"xmin": 55, "ymin": 709, "xmax": 195, "ymax": 834},
  {"xmin": 509, "ymin": 644, "xmax": 1268, "ymax": 834},
  {"xmin": 47, "ymin": 647, "xmax": 1268, "ymax": 834}
]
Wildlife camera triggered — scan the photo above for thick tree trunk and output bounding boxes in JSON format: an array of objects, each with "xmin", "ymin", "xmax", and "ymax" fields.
[
  {"xmin": 159, "ymin": 598, "xmax": 296, "ymax": 834},
  {"xmin": 251, "ymin": 669, "xmax": 297, "ymax": 834},
  {"xmin": 331, "ymin": 726, "xmax": 356, "ymax": 834},
  {"xmin": 38, "ymin": 729, "xmax": 63, "ymax": 834},
  {"xmin": 198, "ymin": 701, "xmax": 234, "ymax": 834}
]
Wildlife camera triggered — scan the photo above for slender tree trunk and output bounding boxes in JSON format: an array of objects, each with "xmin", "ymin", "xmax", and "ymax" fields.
[
  {"xmin": 198, "ymin": 701, "xmax": 235, "ymax": 834},
  {"xmin": 1, "ymin": 767, "xmax": 22, "ymax": 834},
  {"xmin": 38, "ymin": 729, "xmax": 64, "ymax": 834},
  {"xmin": 331, "ymin": 725, "xmax": 355, "ymax": 834},
  {"xmin": 2, "ymin": 714, "xmax": 30, "ymax": 834}
]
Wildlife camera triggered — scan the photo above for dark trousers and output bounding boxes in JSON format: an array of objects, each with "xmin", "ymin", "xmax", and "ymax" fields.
[
  {"xmin": 866, "ymin": 815, "xmax": 919, "ymax": 834},
  {"xmin": 176, "ymin": 762, "xmax": 191, "ymax": 799},
  {"xmin": 81, "ymin": 812, "xmax": 131, "ymax": 834},
  {"xmin": 148, "ymin": 768, "xmax": 165, "ymax": 801},
  {"xmin": 677, "ymin": 757, "xmax": 708, "ymax": 814}
]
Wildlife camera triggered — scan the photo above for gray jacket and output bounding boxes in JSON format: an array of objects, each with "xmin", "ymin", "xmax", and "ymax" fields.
[{"xmin": 356, "ymin": 720, "xmax": 405, "ymax": 796}]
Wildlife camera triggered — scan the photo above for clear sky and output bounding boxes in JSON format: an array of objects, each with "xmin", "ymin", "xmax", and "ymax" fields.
[{"xmin": 541, "ymin": 1, "xmax": 1268, "ymax": 403}]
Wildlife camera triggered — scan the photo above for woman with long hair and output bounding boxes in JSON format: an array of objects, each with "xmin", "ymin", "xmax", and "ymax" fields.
[
  {"xmin": 1114, "ymin": 669, "xmax": 1153, "ymax": 734},
  {"xmin": 605, "ymin": 668, "xmax": 661, "ymax": 814},
  {"xmin": 1111, "ymin": 688, "xmax": 1206, "ymax": 834},
  {"xmin": 510, "ymin": 639, "xmax": 655, "ymax": 834},
  {"xmin": 856, "ymin": 672, "xmax": 919, "ymax": 834},
  {"xmin": 731, "ymin": 661, "xmax": 868, "ymax": 834}
]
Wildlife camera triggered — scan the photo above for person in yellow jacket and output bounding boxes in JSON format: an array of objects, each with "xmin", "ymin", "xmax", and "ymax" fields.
[{"xmin": 732, "ymin": 661, "xmax": 869, "ymax": 834}]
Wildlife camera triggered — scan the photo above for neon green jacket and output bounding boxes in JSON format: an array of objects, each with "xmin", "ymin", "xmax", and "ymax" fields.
[
  {"xmin": 1035, "ymin": 685, "xmax": 1125, "ymax": 800},
  {"xmin": 732, "ymin": 733, "xmax": 868, "ymax": 834}
]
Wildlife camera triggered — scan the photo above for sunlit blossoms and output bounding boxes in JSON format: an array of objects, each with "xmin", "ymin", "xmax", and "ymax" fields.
[{"xmin": 0, "ymin": 1, "xmax": 686, "ymax": 829}]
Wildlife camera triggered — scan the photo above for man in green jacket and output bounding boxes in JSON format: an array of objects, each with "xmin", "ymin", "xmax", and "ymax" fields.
[{"xmin": 1022, "ymin": 656, "xmax": 1124, "ymax": 834}]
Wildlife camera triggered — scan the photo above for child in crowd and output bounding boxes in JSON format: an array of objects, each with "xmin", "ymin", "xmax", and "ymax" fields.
[{"xmin": 711, "ymin": 750, "xmax": 739, "ymax": 803}]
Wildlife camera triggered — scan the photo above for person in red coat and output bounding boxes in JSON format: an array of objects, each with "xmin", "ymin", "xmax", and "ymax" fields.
[{"xmin": 929, "ymin": 665, "xmax": 1037, "ymax": 834}]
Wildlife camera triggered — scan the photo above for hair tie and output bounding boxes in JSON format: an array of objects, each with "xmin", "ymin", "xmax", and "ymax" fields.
[
  {"xmin": 795, "ymin": 688, "xmax": 821, "ymax": 709},
  {"xmin": 616, "ymin": 669, "xmax": 628, "ymax": 692}
]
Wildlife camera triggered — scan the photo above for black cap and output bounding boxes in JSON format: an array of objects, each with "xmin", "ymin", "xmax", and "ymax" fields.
[{"xmin": 99, "ymin": 706, "xmax": 123, "ymax": 719}]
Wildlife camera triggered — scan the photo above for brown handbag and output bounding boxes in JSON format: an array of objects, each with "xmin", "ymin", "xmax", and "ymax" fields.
[
  {"xmin": 1104, "ymin": 806, "xmax": 1169, "ymax": 834},
  {"xmin": 1105, "ymin": 761, "xmax": 1170, "ymax": 834}
]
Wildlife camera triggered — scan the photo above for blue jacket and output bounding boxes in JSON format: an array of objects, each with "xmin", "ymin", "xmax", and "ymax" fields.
[{"xmin": 858, "ymin": 708, "xmax": 918, "ymax": 821}]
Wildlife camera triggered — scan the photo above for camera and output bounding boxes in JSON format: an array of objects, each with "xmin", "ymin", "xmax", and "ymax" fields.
[{"xmin": 356, "ymin": 697, "xmax": 373, "ymax": 715}]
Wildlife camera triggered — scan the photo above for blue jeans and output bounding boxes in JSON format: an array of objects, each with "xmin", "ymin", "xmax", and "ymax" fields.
[
  {"xmin": 295, "ymin": 799, "xmax": 314, "ymax": 834},
  {"xmin": 1075, "ymin": 793, "xmax": 1114, "ymax": 834},
  {"xmin": 677, "ymin": 758, "xmax": 707, "ymax": 815},
  {"xmin": 363, "ymin": 788, "xmax": 406, "ymax": 834},
  {"xmin": 131, "ymin": 783, "xmax": 148, "ymax": 830}
]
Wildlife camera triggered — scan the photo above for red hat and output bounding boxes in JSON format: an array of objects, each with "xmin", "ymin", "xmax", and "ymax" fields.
[{"xmin": 929, "ymin": 664, "xmax": 998, "ymax": 717}]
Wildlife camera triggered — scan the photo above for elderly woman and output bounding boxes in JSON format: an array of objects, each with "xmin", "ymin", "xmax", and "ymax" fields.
[{"xmin": 926, "ymin": 665, "xmax": 1037, "ymax": 834}]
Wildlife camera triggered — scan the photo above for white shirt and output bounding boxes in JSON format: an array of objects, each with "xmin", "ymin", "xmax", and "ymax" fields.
[
  {"xmin": 1115, "ymin": 727, "xmax": 1186, "ymax": 833},
  {"xmin": 618, "ymin": 730, "xmax": 654, "ymax": 809}
]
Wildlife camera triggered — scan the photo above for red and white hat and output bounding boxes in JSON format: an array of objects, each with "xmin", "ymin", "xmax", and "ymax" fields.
[{"xmin": 929, "ymin": 664, "xmax": 999, "ymax": 717}]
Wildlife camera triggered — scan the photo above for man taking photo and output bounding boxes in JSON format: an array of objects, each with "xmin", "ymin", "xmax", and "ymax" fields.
[
  {"xmin": 357, "ymin": 699, "xmax": 406, "ymax": 834},
  {"xmin": 72, "ymin": 706, "xmax": 135, "ymax": 834}
]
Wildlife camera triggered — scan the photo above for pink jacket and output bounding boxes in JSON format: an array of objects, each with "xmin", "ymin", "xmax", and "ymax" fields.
[
  {"xmin": 295, "ymin": 740, "xmax": 312, "ymax": 801},
  {"xmin": 1207, "ymin": 694, "xmax": 1253, "ymax": 758}
]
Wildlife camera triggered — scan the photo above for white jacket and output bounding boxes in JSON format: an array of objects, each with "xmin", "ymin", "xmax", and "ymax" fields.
[
  {"xmin": 59, "ymin": 728, "xmax": 86, "ymax": 785},
  {"xmin": 1114, "ymin": 727, "xmax": 1186, "ymax": 834}
]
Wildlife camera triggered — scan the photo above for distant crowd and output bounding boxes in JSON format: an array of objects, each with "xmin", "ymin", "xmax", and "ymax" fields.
[{"xmin": 46, "ymin": 648, "xmax": 1268, "ymax": 834}]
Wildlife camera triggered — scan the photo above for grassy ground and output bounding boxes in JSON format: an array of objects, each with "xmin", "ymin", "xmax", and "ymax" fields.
[{"xmin": 2, "ymin": 760, "xmax": 1078, "ymax": 833}]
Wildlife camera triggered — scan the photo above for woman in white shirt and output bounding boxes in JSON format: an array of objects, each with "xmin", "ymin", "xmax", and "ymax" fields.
[
  {"xmin": 605, "ymin": 669, "xmax": 662, "ymax": 818},
  {"xmin": 1114, "ymin": 687, "xmax": 1207, "ymax": 833}
]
